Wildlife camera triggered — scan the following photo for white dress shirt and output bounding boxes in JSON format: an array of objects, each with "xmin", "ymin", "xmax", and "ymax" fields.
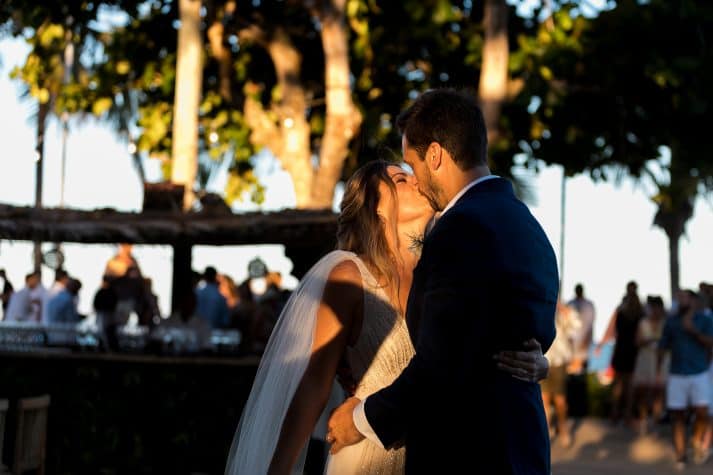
[
  {"xmin": 424, "ymin": 175, "xmax": 498, "ymax": 235},
  {"xmin": 353, "ymin": 174, "xmax": 498, "ymax": 447}
]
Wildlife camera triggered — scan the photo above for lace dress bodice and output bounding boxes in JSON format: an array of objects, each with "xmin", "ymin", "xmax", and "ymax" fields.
[
  {"xmin": 347, "ymin": 270, "xmax": 414, "ymax": 400},
  {"xmin": 324, "ymin": 259, "xmax": 414, "ymax": 475}
]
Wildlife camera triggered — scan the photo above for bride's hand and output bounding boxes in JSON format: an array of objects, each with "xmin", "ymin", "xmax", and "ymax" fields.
[{"xmin": 493, "ymin": 339, "xmax": 549, "ymax": 382}]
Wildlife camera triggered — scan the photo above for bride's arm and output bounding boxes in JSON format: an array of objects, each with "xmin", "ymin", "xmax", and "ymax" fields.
[{"xmin": 268, "ymin": 260, "xmax": 363, "ymax": 475}]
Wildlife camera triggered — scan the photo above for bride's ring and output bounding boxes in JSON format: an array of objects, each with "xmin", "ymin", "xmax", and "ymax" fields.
[{"xmin": 326, "ymin": 434, "xmax": 335, "ymax": 443}]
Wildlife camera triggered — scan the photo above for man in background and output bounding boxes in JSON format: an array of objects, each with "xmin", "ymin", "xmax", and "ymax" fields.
[
  {"xmin": 46, "ymin": 278, "xmax": 83, "ymax": 324},
  {"xmin": 41, "ymin": 268, "xmax": 70, "ymax": 324},
  {"xmin": 0, "ymin": 269, "xmax": 14, "ymax": 318},
  {"xmin": 567, "ymin": 283, "xmax": 596, "ymax": 417},
  {"xmin": 659, "ymin": 289, "xmax": 713, "ymax": 469},
  {"xmin": 4, "ymin": 272, "xmax": 43, "ymax": 322},
  {"xmin": 195, "ymin": 266, "xmax": 230, "ymax": 329},
  {"xmin": 568, "ymin": 283, "xmax": 596, "ymax": 372}
]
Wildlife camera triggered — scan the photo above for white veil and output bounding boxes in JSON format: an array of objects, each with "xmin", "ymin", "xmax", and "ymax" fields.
[{"xmin": 225, "ymin": 250, "xmax": 367, "ymax": 475}]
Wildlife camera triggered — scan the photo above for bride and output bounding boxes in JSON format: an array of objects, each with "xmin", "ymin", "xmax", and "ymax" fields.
[{"xmin": 225, "ymin": 160, "xmax": 548, "ymax": 475}]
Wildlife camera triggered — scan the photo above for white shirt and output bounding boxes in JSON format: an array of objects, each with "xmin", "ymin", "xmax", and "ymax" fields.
[
  {"xmin": 353, "ymin": 174, "xmax": 498, "ymax": 447},
  {"xmin": 4, "ymin": 288, "xmax": 31, "ymax": 322},
  {"xmin": 5, "ymin": 285, "xmax": 45, "ymax": 323}
]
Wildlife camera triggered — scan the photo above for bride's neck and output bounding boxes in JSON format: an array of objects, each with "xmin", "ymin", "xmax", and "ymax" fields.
[
  {"xmin": 391, "ymin": 216, "xmax": 430, "ymax": 312},
  {"xmin": 396, "ymin": 216, "xmax": 430, "ymax": 270}
]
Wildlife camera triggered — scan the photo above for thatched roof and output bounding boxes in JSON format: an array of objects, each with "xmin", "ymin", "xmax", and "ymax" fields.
[{"xmin": 0, "ymin": 204, "xmax": 338, "ymax": 247}]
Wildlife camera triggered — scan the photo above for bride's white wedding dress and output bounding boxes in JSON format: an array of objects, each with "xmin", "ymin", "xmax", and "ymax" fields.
[
  {"xmin": 324, "ymin": 257, "xmax": 414, "ymax": 475},
  {"xmin": 224, "ymin": 251, "xmax": 414, "ymax": 475}
]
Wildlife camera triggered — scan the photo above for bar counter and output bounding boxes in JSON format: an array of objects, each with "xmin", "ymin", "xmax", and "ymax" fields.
[{"xmin": 1, "ymin": 347, "xmax": 260, "ymax": 475}]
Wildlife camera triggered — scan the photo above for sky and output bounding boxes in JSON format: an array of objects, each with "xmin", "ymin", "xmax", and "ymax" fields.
[{"xmin": 1, "ymin": 36, "xmax": 712, "ymax": 340}]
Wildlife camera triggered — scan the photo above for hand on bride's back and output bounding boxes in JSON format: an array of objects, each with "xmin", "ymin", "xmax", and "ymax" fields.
[{"xmin": 493, "ymin": 338, "xmax": 549, "ymax": 382}]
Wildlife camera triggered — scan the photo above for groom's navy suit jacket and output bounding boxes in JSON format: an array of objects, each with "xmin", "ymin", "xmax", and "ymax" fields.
[{"xmin": 364, "ymin": 177, "xmax": 559, "ymax": 474}]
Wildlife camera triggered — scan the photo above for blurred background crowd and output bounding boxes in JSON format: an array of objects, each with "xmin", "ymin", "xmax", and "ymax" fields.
[
  {"xmin": 541, "ymin": 280, "xmax": 713, "ymax": 468},
  {"xmin": 0, "ymin": 243, "xmax": 291, "ymax": 356}
]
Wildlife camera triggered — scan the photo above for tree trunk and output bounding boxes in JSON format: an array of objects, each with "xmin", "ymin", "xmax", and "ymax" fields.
[
  {"xmin": 667, "ymin": 230, "xmax": 681, "ymax": 302},
  {"xmin": 311, "ymin": 0, "xmax": 362, "ymax": 208},
  {"xmin": 265, "ymin": 28, "xmax": 313, "ymax": 207},
  {"xmin": 654, "ymin": 197, "xmax": 692, "ymax": 303},
  {"xmin": 171, "ymin": 0, "xmax": 204, "ymax": 211},
  {"xmin": 478, "ymin": 0, "xmax": 509, "ymax": 152},
  {"xmin": 33, "ymin": 101, "xmax": 50, "ymax": 272},
  {"xmin": 207, "ymin": 0, "xmax": 235, "ymax": 102}
]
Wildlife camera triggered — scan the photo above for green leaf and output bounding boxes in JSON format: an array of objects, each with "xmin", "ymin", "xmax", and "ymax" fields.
[
  {"xmin": 92, "ymin": 97, "xmax": 113, "ymax": 116},
  {"xmin": 38, "ymin": 23, "xmax": 64, "ymax": 48},
  {"xmin": 539, "ymin": 66, "xmax": 553, "ymax": 81}
]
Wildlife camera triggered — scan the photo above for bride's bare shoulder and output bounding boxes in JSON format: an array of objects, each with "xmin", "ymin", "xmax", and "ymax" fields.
[
  {"xmin": 327, "ymin": 259, "xmax": 363, "ymax": 286},
  {"xmin": 320, "ymin": 260, "xmax": 364, "ymax": 335}
]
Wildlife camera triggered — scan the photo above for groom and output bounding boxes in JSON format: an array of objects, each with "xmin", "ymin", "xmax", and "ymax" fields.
[{"xmin": 327, "ymin": 88, "xmax": 559, "ymax": 474}]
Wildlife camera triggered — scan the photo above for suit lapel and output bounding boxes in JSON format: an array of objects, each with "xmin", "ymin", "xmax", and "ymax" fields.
[
  {"xmin": 404, "ymin": 178, "xmax": 514, "ymax": 343},
  {"xmin": 426, "ymin": 177, "xmax": 512, "ymax": 236}
]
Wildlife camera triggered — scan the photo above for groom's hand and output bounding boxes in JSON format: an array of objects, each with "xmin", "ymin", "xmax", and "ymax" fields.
[
  {"xmin": 326, "ymin": 396, "xmax": 364, "ymax": 454},
  {"xmin": 494, "ymin": 338, "xmax": 549, "ymax": 382}
]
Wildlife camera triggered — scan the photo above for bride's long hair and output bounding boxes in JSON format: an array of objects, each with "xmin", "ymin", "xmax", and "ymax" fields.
[{"xmin": 337, "ymin": 160, "xmax": 401, "ymax": 306}]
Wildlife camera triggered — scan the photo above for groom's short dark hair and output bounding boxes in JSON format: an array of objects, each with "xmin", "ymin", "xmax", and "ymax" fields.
[{"xmin": 396, "ymin": 88, "xmax": 488, "ymax": 169}]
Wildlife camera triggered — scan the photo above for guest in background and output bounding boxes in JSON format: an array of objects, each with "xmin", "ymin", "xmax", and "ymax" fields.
[
  {"xmin": 41, "ymin": 268, "xmax": 70, "ymax": 324},
  {"xmin": 138, "ymin": 277, "xmax": 161, "ymax": 327},
  {"xmin": 699, "ymin": 282, "xmax": 713, "ymax": 314},
  {"xmin": 632, "ymin": 295, "xmax": 668, "ymax": 433},
  {"xmin": 47, "ymin": 268, "xmax": 69, "ymax": 296},
  {"xmin": 4, "ymin": 271, "xmax": 42, "ymax": 323},
  {"xmin": 112, "ymin": 265, "xmax": 145, "ymax": 327},
  {"xmin": 94, "ymin": 274, "xmax": 119, "ymax": 350},
  {"xmin": 599, "ymin": 280, "xmax": 645, "ymax": 427},
  {"xmin": 255, "ymin": 271, "xmax": 288, "ymax": 335},
  {"xmin": 46, "ymin": 278, "xmax": 83, "ymax": 324},
  {"xmin": 0, "ymin": 268, "xmax": 14, "ymax": 317},
  {"xmin": 566, "ymin": 283, "xmax": 596, "ymax": 419},
  {"xmin": 702, "ymin": 360, "xmax": 713, "ymax": 465},
  {"xmin": 659, "ymin": 289, "xmax": 713, "ymax": 469},
  {"xmin": 195, "ymin": 266, "xmax": 230, "ymax": 329},
  {"xmin": 567, "ymin": 283, "xmax": 596, "ymax": 373},
  {"xmin": 232, "ymin": 279, "xmax": 256, "ymax": 353},
  {"xmin": 541, "ymin": 300, "xmax": 581, "ymax": 448},
  {"xmin": 678, "ymin": 290, "xmax": 713, "ymax": 465},
  {"xmin": 218, "ymin": 273, "xmax": 239, "ymax": 312},
  {"xmin": 105, "ymin": 243, "xmax": 141, "ymax": 279}
]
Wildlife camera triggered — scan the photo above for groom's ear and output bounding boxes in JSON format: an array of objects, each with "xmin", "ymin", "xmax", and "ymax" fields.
[{"xmin": 426, "ymin": 142, "xmax": 442, "ymax": 171}]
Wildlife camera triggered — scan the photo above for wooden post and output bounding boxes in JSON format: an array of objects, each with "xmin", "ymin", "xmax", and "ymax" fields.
[{"xmin": 171, "ymin": 240, "xmax": 193, "ymax": 315}]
